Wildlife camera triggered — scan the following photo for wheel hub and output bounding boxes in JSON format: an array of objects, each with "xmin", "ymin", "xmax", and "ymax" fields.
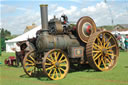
[
  {"xmin": 52, "ymin": 61, "xmax": 60, "ymax": 68},
  {"xmin": 102, "ymin": 48, "xmax": 107, "ymax": 55},
  {"xmin": 55, "ymin": 62, "xmax": 60, "ymax": 68}
]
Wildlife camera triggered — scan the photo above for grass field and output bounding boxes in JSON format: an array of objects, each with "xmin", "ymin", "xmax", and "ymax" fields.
[{"xmin": 0, "ymin": 51, "xmax": 128, "ymax": 85}]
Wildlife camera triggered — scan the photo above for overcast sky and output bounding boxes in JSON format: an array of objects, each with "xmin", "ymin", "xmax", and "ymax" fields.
[{"xmin": 0, "ymin": 0, "xmax": 128, "ymax": 34}]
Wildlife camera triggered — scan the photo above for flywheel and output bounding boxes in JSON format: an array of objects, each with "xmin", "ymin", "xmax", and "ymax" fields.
[
  {"xmin": 76, "ymin": 16, "xmax": 97, "ymax": 43},
  {"xmin": 86, "ymin": 31, "xmax": 119, "ymax": 71},
  {"xmin": 42, "ymin": 49, "xmax": 70, "ymax": 80}
]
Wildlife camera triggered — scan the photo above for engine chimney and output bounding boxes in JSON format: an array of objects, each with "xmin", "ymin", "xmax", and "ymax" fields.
[{"xmin": 40, "ymin": 4, "xmax": 48, "ymax": 32}]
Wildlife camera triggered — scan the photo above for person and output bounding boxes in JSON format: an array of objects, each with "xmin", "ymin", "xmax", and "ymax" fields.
[
  {"xmin": 61, "ymin": 14, "xmax": 70, "ymax": 33},
  {"xmin": 12, "ymin": 43, "xmax": 22, "ymax": 67},
  {"xmin": 117, "ymin": 33, "xmax": 122, "ymax": 48},
  {"xmin": 61, "ymin": 14, "xmax": 68, "ymax": 24},
  {"xmin": 125, "ymin": 34, "xmax": 128, "ymax": 52}
]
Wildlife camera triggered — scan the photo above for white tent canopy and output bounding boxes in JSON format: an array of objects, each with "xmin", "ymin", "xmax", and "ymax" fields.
[
  {"xmin": 111, "ymin": 31, "xmax": 128, "ymax": 35},
  {"xmin": 5, "ymin": 25, "xmax": 41, "ymax": 52},
  {"xmin": 6, "ymin": 25, "xmax": 41, "ymax": 43}
]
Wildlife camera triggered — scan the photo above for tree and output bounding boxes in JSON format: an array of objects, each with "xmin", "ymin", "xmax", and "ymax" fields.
[
  {"xmin": 0, "ymin": 28, "xmax": 11, "ymax": 37},
  {"xmin": 0, "ymin": 28, "xmax": 11, "ymax": 51}
]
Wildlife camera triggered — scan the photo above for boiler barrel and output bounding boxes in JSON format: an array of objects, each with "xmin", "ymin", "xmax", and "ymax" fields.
[{"xmin": 36, "ymin": 34, "xmax": 80, "ymax": 52}]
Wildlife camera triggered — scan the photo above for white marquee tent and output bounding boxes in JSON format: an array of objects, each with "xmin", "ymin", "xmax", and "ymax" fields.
[
  {"xmin": 5, "ymin": 25, "xmax": 41, "ymax": 52},
  {"xmin": 111, "ymin": 31, "xmax": 128, "ymax": 35}
]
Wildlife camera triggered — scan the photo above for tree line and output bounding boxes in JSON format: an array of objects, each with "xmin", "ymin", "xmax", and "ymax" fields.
[{"xmin": 0, "ymin": 28, "xmax": 11, "ymax": 51}]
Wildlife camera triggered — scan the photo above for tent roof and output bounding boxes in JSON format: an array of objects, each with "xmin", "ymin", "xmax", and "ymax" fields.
[
  {"xmin": 6, "ymin": 25, "xmax": 41, "ymax": 43},
  {"xmin": 111, "ymin": 31, "xmax": 128, "ymax": 35}
]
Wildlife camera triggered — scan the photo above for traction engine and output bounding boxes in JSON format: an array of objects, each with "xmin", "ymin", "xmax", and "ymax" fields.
[{"xmin": 23, "ymin": 4, "xmax": 119, "ymax": 80}]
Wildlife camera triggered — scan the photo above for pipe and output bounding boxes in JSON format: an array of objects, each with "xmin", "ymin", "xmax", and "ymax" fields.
[{"xmin": 40, "ymin": 4, "xmax": 48, "ymax": 31}]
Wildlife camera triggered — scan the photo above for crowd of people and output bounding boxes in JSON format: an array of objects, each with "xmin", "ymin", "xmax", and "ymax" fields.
[{"xmin": 115, "ymin": 33, "xmax": 128, "ymax": 52}]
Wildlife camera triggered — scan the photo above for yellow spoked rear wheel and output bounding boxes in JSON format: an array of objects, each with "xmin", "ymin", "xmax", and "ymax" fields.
[
  {"xmin": 86, "ymin": 31, "xmax": 119, "ymax": 71},
  {"xmin": 43, "ymin": 49, "xmax": 69, "ymax": 80},
  {"xmin": 23, "ymin": 51, "xmax": 43, "ymax": 77}
]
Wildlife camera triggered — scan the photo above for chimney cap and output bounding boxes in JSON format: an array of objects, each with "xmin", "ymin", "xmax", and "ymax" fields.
[{"xmin": 40, "ymin": 4, "xmax": 48, "ymax": 7}]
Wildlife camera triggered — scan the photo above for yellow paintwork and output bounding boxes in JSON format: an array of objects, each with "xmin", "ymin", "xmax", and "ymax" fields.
[
  {"xmin": 23, "ymin": 51, "xmax": 43, "ymax": 77},
  {"xmin": 92, "ymin": 32, "xmax": 118, "ymax": 71},
  {"xmin": 29, "ymin": 55, "xmax": 36, "ymax": 63},
  {"xmin": 44, "ymin": 50, "xmax": 69, "ymax": 80}
]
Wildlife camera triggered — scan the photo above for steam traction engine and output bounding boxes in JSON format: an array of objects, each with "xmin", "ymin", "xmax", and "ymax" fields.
[{"xmin": 23, "ymin": 5, "xmax": 119, "ymax": 80}]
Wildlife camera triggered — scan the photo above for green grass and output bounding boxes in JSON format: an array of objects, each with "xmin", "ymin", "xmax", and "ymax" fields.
[{"xmin": 0, "ymin": 51, "xmax": 128, "ymax": 85}]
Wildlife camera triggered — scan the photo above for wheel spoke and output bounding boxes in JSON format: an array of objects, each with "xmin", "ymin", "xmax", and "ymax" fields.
[
  {"xmin": 102, "ymin": 33, "xmax": 105, "ymax": 47},
  {"xmin": 92, "ymin": 50, "xmax": 101, "ymax": 53},
  {"xmin": 52, "ymin": 69, "xmax": 56, "ymax": 78},
  {"xmin": 46, "ymin": 65, "xmax": 54, "ymax": 71},
  {"xmin": 45, "ymin": 63, "xmax": 52, "ymax": 65},
  {"xmin": 60, "ymin": 67, "xmax": 65, "ymax": 72},
  {"xmin": 50, "ymin": 54, "xmax": 54, "ymax": 61},
  {"xmin": 59, "ymin": 54, "xmax": 64, "ymax": 62},
  {"xmin": 59, "ymin": 63, "xmax": 67, "ymax": 67},
  {"xmin": 101, "ymin": 56, "xmax": 106, "ymax": 68},
  {"xmin": 26, "ymin": 66, "xmax": 33, "ymax": 71},
  {"xmin": 106, "ymin": 42, "xmax": 110, "ymax": 48},
  {"xmin": 94, "ymin": 43, "xmax": 102, "ymax": 49},
  {"xmin": 97, "ymin": 37, "xmax": 102, "ymax": 46},
  {"xmin": 93, "ymin": 52, "xmax": 100, "ymax": 59},
  {"xmin": 105, "ymin": 57, "xmax": 112, "ymax": 65},
  {"xmin": 93, "ymin": 45, "xmax": 98, "ymax": 50},
  {"xmin": 104, "ymin": 57, "xmax": 107, "ymax": 65},
  {"xmin": 54, "ymin": 52, "xmax": 57, "ymax": 61},
  {"xmin": 106, "ymin": 55, "xmax": 112, "ymax": 61},
  {"xmin": 55, "ymin": 69, "xmax": 58, "ymax": 78},
  {"xmin": 48, "ymin": 69, "xmax": 53, "ymax": 76},
  {"xmin": 94, "ymin": 53, "xmax": 102, "ymax": 61},
  {"xmin": 107, "ymin": 44, "xmax": 116, "ymax": 49},
  {"xmin": 26, "ymin": 59, "xmax": 34, "ymax": 64},
  {"xmin": 59, "ymin": 59, "xmax": 67, "ymax": 63},
  {"xmin": 58, "ymin": 68, "xmax": 62, "ymax": 76},
  {"xmin": 105, "ymin": 36, "xmax": 112, "ymax": 46},
  {"xmin": 107, "ymin": 50, "xmax": 113, "ymax": 52},
  {"xmin": 107, "ymin": 52, "xmax": 116, "ymax": 57},
  {"xmin": 56, "ymin": 52, "xmax": 60, "ymax": 61},
  {"xmin": 46, "ymin": 57, "xmax": 53, "ymax": 62},
  {"xmin": 98, "ymin": 57, "xmax": 101, "ymax": 67},
  {"xmin": 25, "ymin": 63, "xmax": 35, "ymax": 67},
  {"xmin": 29, "ymin": 55, "xmax": 36, "ymax": 63}
]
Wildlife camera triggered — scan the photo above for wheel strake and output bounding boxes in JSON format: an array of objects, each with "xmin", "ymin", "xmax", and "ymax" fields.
[{"xmin": 86, "ymin": 31, "xmax": 119, "ymax": 71}]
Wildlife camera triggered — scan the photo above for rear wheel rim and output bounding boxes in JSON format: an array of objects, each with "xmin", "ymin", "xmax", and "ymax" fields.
[{"xmin": 86, "ymin": 31, "xmax": 119, "ymax": 71}]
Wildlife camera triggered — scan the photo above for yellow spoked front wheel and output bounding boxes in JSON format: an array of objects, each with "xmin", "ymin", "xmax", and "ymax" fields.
[
  {"xmin": 23, "ymin": 51, "xmax": 43, "ymax": 77},
  {"xmin": 43, "ymin": 49, "xmax": 69, "ymax": 80},
  {"xmin": 86, "ymin": 31, "xmax": 119, "ymax": 71}
]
